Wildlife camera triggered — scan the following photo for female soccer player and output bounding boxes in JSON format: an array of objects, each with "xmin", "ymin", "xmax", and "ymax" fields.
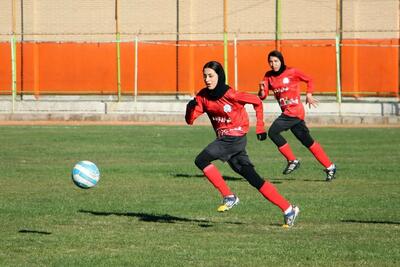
[
  {"xmin": 185, "ymin": 61, "xmax": 299, "ymax": 227},
  {"xmin": 258, "ymin": 50, "xmax": 336, "ymax": 181}
]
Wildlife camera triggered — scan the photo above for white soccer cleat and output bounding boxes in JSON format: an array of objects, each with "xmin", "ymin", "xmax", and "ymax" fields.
[
  {"xmin": 217, "ymin": 195, "xmax": 239, "ymax": 212},
  {"xmin": 283, "ymin": 205, "xmax": 300, "ymax": 228},
  {"xmin": 324, "ymin": 164, "xmax": 337, "ymax": 181},
  {"xmin": 283, "ymin": 160, "xmax": 300, "ymax": 175}
]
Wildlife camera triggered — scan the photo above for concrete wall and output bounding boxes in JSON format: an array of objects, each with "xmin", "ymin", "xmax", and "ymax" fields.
[{"xmin": 0, "ymin": 96, "xmax": 398, "ymax": 125}]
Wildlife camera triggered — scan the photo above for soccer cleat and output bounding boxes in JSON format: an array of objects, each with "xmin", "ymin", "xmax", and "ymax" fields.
[
  {"xmin": 324, "ymin": 164, "xmax": 336, "ymax": 181},
  {"xmin": 282, "ymin": 160, "xmax": 300, "ymax": 175},
  {"xmin": 217, "ymin": 195, "xmax": 239, "ymax": 212},
  {"xmin": 283, "ymin": 205, "xmax": 300, "ymax": 228}
]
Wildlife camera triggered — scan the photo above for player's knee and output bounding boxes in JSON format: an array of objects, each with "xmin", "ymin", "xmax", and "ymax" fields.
[
  {"xmin": 229, "ymin": 157, "xmax": 253, "ymax": 174},
  {"xmin": 267, "ymin": 126, "xmax": 279, "ymax": 138},
  {"xmin": 295, "ymin": 131, "xmax": 314, "ymax": 147},
  {"xmin": 239, "ymin": 165, "xmax": 265, "ymax": 189},
  {"xmin": 292, "ymin": 124, "xmax": 314, "ymax": 147},
  {"xmin": 229, "ymin": 163, "xmax": 241, "ymax": 174},
  {"xmin": 268, "ymin": 128, "xmax": 286, "ymax": 147},
  {"xmin": 302, "ymin": 138, "xmax": 314, "ymax": 148},
  {"xmin": 247, "ymin": 176, "xmax": 265, "ymax": 189},
  {"xmin": 194, "ymin": 151, "xmax": 212, "ymax": 170}
]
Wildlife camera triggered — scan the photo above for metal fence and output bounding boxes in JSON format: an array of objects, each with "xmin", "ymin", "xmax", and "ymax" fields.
[{"xmin": 1, "ymin": 0, "xmax": 399, "ymax": 101}]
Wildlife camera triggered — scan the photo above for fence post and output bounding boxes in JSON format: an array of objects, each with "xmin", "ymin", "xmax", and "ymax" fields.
[
  {"xmin": 335, "ymin": 0, "xmax": 342, "ymax": 104},
  {"xmin": 11, "ymin": 0, "xmax": 17, "ymax": 112},
  {"xmin": 234, "ymin": 34, "xmax": 238, "ymax": 90},
  {"xmin": 275, "ymin": 0, "xmax": 281, "ymax": 50},
  {"xmin": 11, "ymin": 37, "xmax": 17, "ymax": 113},
  {"xmin": 335, "ymin": 36, "xmax": 342, "ymax": 104},
  {"xmin": 223, "ymin": 0, "xmax": 228, "ymax": 84},
  {"xmin": 116, "ymin": 33, "xmax": 121, "ymax": 101},
  {"xmin": 115, "ymin": 0, "xmax": 121, "ymax": 101},
  {"xmin": 134, "ymin": 36, "xmax": 138, "ymax": 102}
]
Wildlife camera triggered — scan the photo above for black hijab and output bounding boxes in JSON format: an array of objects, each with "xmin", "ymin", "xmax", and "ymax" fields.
[
  {"xmin": 203, "ymin": 61, "xmax": 229, "ymax": 100},
  {"xmin": 268, "ymin": 50, "xmax": 286, "ymax": 76}
]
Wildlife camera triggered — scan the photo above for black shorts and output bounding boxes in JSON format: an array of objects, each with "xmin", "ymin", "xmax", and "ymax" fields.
[
  {"xmin": 270, "ymin": 114, "xmax": 306, "ymax": 132},
  {"xmin": 204, "ymin": 135, "xmax": 253, "ymax": 167},
  {"xmin": 269, "ymin": 114, "xmax": 314, "ymax": 147}
]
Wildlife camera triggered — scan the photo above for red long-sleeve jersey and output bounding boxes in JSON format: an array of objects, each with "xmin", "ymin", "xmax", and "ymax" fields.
[
  {"xmin": 260, "ymin": 67, "xmax": 313, "ymax": 120},
  {"xmin": 185, "ymin": 87, "xmax": 265, "ymax": 137}
]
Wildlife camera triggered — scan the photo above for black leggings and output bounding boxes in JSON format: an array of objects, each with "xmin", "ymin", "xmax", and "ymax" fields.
[
  {"xmin": 195, "ymin": 136, "xmax": 265, "ymax": 190},
  {"xmin": 268, "ymin": 114, "xmax": 314, "ymax": 148}
]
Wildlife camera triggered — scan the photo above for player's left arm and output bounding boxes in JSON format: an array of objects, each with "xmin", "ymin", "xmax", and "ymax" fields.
[
  {"xmin": 236, "ymin": 92, "xmax": 266, "ymax": 140},
  {"xmin": 296, "ymin": 69, "xmax": 319, "ymax": 109}
]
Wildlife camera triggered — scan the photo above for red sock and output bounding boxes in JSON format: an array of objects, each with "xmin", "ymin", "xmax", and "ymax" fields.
[
  {"xmin": 308, "ymin": 142, "xmax": 332, "ymax": 168},
  {"xmin": 259, "ymin": 182, "xmax": 291, "ymax": 212},
  {"xmin": 203, "ymin": 164, "xmax": 233, "ymax": 197},
  {"xmin": 278, "ymin": 143, "xmax": 296, "ymax": 161}
]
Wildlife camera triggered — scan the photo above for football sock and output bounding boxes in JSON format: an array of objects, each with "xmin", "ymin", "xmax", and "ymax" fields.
[
  {"xmin": 278, "ymin": 143, "xmax": 296, "ymax": 161},
  {"xmin": 308, "ymin": 142, "xmax": 332, "ymax": 168},
  {"xmin": 259, "ymin": 181, "xmax": 291, "ymax": 212},
  {"xmin": 203, "ymin": 164, "xmax": 233, "ymax": 197}
]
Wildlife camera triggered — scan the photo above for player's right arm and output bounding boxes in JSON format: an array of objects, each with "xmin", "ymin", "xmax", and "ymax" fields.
[{"xmin": 185, "ymin": 96, "xmax": 204, "ymax": 125}]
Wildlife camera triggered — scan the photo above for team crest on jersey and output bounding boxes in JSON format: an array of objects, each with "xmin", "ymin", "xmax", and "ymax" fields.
[
  {"xmin": 223, "ymin": 104, "xmax": 232, "ymax": 113},
  {"xmin": 283, "ymin": 77, "xmax": 290, "ymax": 84}
]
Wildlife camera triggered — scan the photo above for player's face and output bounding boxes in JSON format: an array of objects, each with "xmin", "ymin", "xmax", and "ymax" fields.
[
  {"xmin": 269, "ymin": 56, "xmax": 281, "ymax": 72},
  {"xmin": 203, "ymin": 68, "xmax": 218, "ymax": 90}
]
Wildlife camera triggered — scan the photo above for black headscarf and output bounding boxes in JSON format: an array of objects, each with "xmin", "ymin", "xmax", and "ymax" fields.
[
  {"xmin": 268, "ymin": 50, "xmax": 286, "ymax": 76},
  {"xmin": 203, "ymin": 61, "xmax": 229, "ymax": 100}
]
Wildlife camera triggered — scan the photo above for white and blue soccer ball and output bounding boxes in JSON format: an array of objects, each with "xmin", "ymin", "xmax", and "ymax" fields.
[{"xmin": 71, "ymin": 161, "xmax": 100, "ymax": 189}]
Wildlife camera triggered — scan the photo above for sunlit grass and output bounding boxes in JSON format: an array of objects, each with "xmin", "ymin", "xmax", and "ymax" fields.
[{"xmin": 0, "ymin": 125, "xmax": 399, "ymax": 266}]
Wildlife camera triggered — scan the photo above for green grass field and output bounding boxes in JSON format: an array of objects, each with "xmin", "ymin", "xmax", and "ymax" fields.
[{"xmin": 0, "ymin": 125, "xmax": 399, "ymax": 266}]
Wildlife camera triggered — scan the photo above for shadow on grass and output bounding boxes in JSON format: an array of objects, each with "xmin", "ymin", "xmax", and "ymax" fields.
[
  {"xmin": 79, "ymin": 209, "xmax": 243, "ymax": 228},
  {"xmin": 268, "ymin": 177, "xmax": 328, "ymax": 183},
  {"xmin": 175, "ymin": 173, "xmax": 243, "ymax": 181},
  {"xmin": 341, "ymin": 219, "xmax": 400, "ymax": 225},
  {"xmin": 175, "ymin": 173, "xmax": 283, "ymax": 184},
  {"xmin": 18, "ymin": 229, "xmax": 51, "ymax": 235}
]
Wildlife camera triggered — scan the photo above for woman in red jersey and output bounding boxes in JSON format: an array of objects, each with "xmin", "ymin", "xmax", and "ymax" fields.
[
  {"xmin": 259, "ymin": 50, "xmax": 336, "ymax": 181},
  {"xmin": 185, "ymin": 61, "xmax": 299, "ymax": 227}
]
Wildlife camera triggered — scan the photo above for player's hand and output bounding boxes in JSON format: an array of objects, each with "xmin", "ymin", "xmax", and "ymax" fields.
[
  {"xmin": 256, "ymin": 132, "xmax": 267, "ymax": 141},
  {"xmin": 306, "ymin": 93, "xmax": 319, "ymax": 109},
  {"xmin": 187, "ymin": 98, "xmax": 197, "ymax": 108}
]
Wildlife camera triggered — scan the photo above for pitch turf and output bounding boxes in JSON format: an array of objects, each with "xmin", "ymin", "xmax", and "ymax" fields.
[{"xmin": 0, "ymin": 125, "xmax": 399, "ymax": 266}]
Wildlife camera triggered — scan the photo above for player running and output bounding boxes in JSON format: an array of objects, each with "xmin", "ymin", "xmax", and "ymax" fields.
[
  {"xmin": 185, "ymin": 61, "xmax": 299, "ymax": 227},
  {"xmin": 258, "ymin": 50, "xmax": 336, "ymax": 181}
]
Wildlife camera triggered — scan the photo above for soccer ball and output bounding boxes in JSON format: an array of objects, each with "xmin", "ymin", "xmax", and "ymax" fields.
[{"xmin": 71, "ymin": 161, "xmax": 100, "ymax": 189}]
